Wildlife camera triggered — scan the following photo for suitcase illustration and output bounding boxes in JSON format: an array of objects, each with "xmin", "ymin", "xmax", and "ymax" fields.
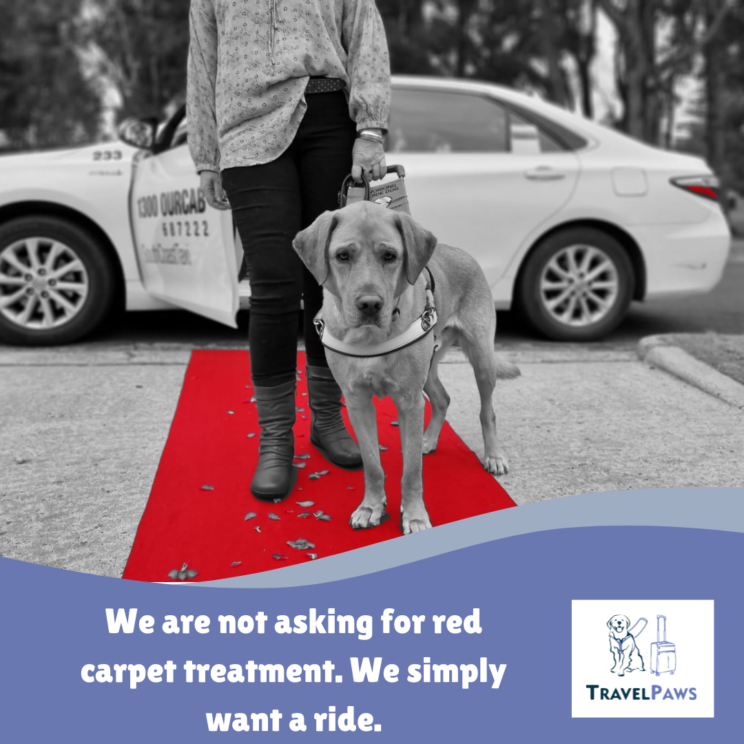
[{"xmin": 650, "ymin": 614, "xmax": 676, "ymax": 676}]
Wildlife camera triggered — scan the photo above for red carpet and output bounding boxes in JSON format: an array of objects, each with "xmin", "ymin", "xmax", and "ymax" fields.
[{"xmin": 123, "ymin": 351, "xmax": 515, "ymax": 582}]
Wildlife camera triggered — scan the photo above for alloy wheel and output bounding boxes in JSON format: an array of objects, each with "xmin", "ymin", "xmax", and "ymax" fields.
[
  {"xmin": 538, "ymin": 244, "xmax": 619, "ymax": 327},
  {"xmin": 0, "ymin": 237, "xmax": 90, "ymax": 330}
]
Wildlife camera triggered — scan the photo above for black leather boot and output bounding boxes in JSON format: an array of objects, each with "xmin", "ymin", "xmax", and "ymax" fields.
[
  {"xmin": 251, "ymin": 380, "xmax": 297, "ymax": 501},
  {"xmin": 306, "ymin": 365, "xmax": 363, "ymax": 470}
]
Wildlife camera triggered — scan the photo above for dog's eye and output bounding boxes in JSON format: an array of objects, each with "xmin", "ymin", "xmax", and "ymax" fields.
[
  {"xmin": 383, "ymin": 251, "xmax": 397, "ymax": 263},
  {"xmin": 336, "ymin": 251, "xmax": 350, "ymax": 262}
]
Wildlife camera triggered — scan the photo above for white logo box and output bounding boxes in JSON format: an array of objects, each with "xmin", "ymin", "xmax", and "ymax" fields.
[{"xmin": 571, "ymin": 600, "xmax": 714, "ymax": 718}]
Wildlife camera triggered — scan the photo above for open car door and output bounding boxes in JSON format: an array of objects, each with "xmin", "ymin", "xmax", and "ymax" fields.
[{"xmin": 129, "ymin": 139, "xmax": 239, "ymax": 328}]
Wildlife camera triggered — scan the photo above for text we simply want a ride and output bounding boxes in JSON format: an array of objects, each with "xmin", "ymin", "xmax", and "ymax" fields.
[{"xmin": 82, "ymin": 607, "xmax": 508, "ymax": 734}]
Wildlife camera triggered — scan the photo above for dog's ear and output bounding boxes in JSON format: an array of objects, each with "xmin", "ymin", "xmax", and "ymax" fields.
[
  {"xmin": 293, "ymin": 210, "xmax": 338, "ymax": 286},
  {"xmin": 396, "ymin": 212, "xmax": 437, "ymax": 285},
  {"xmin": 607, "ymin": 619, "xmax": 613, "ymax": 630},
  {"xmin": 622, "ymin": 615, "xmax": 630, "ymax": 628}
]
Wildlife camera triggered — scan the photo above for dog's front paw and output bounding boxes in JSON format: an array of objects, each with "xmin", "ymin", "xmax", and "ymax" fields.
[
  {"xmin": 483, "ymin": 453, "xmax": 509, "ymax": 476},
  {"xmin": 350, "ymin": 503, "xmax": 389, "ymax": 530},
  {"xmin": 422, "ymin": 434, "xmax": 438, "ymax": 455},
  {"xmin": 400, "ymin": 506, "xmax": 433, "ymax": 535}
]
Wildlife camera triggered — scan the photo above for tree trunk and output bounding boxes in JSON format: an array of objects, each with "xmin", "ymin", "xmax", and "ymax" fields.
[
  {"xmin": 704, "ymin": 9, "xmax": 725, "ymax": 178},
  {"xmin": 640, "ymin": 0, "xmax": 660, "ymax": 145},
  {"xmin": 598, "ymin": 0, "xmax": 656, "ymax": 142},
  {"xmin": 574, "ymin": 0, "xmax": 596, "ymax": 119},
  {"xmin": 535, "ymin": 0, "xmax": 572, "ymax": 107},
  {"xmin": 577, "ymin": 60, "xmax": 593, "ymax": 118},
  {"xmin": 455, "ymin": 0, "xmax": 477, "ymax": 77}
]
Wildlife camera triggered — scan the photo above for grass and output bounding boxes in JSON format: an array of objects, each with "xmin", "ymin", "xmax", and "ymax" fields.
[{"xmin": 672, "ymin": 333, "xmax": 744, "ymax": 386}]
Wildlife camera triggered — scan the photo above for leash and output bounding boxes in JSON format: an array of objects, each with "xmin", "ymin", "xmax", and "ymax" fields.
[
  {"xmin": 629, "ymin": 618, "xmax": 647, "ymax": 638},
  {"xmin": 314, "ymin": 268, "xmax": 438, "ymax": 359}
]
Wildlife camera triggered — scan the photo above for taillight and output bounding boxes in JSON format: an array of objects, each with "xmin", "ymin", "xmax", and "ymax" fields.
[{"xmin": 670, "ymin": 175, "xmax": 720, "ymax": 202}]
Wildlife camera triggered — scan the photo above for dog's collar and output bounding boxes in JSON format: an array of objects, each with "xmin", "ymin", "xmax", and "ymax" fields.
[{"xmin": 314, "ymin": 268, "xmax": 437, "ymax": 359}]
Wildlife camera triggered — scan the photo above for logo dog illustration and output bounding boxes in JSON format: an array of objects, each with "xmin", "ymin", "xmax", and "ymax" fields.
[{"xmin": 607, "ymin": 615, "xmax": 648, "ymax": 676}]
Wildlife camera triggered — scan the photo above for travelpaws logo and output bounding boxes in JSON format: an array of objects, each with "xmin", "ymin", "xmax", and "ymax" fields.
[{"xmin": 572, "ymin": 600, "xmax": 714, "ymax": 718}]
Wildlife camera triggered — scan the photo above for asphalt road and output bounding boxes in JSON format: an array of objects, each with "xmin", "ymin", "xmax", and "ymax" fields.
[{"xmin": 84, "ymin": 237, "xmax": 742, "ymax": 350}]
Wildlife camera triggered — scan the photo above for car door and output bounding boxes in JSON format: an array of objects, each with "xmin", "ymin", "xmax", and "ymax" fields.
[
  {"xmin": 386, "ymin": 86, "xmax": 581, "ymax": 292},
  {"xmin": 130, "ymin": 137, "xmax": 239, "ymax": 327}
]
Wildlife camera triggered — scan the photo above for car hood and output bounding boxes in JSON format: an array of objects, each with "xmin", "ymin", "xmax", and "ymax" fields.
[{"xmin": 0, "ymin": 141, "xmax": 138, "ymax": 170}]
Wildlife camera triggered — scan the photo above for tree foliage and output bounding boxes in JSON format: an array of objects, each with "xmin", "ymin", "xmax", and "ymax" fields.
[
  {"xmin": 79, "ymin": 0, "xmax": 190, "ymax": 119},
  {"xmin": 0, "ymin": 0, "xmax": 742, "ymax": 192},
  {"xmin": 0, "ymin": 0, "xmax": 100, "ymax": 149}
]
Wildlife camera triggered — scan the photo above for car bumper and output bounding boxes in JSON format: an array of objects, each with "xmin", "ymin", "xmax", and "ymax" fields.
[{"xmin": 629, "ymin": 213, "xmax": 731, "ymax": 300}]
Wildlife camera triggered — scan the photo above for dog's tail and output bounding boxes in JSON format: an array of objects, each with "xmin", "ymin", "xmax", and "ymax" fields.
[{"xmin": 495, "ymin": 360, "xmax": 521, "ymax": 380}]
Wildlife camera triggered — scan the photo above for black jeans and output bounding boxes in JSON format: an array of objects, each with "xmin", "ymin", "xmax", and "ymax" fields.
[{"xmin": 221, "ymin": 91, "xmax": 356, "ymax": 387}]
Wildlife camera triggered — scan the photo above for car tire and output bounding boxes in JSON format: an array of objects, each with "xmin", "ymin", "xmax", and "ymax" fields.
[
  {"xmin": 0, "ymin": 216, "xmax": 118, "ymax": 346},
  {"xmin": 515, "ymin": 227, "xmax": 635, "ymax": 342}
]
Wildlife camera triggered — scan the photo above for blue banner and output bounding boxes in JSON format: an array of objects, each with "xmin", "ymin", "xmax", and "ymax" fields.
[{"xmin": 2, "ymin": 488, "xmax": 742, "ymax": 742}]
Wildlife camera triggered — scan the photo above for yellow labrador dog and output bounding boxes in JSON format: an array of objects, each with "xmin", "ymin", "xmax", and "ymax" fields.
[{"xmin": 293, "ymin": 201, "xmax": 518, "ymax": 534}]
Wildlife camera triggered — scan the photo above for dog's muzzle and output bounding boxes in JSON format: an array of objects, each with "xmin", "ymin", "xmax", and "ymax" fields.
[{"xmin": 313, "ymin": 268, "xmax": 438, "ymax": 359}]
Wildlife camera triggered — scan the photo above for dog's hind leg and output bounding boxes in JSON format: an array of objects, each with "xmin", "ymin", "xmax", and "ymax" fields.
[
  {"xmin": 423, "ymin": 327, "xmax": 456, "ymax": 455},
  {"xmin": 460, "ymin": 330, "xmax": 511, "ymax": 476}
]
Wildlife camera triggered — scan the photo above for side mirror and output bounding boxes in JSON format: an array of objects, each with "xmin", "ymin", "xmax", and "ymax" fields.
[{"xmin": 117, "ymin": 117, "xmax": 158, "ymax": 150}]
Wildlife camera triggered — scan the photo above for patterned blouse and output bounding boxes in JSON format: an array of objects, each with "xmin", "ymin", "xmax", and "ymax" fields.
[{"xmin": 187, "ymin": 0, "xmax": 391, "ymax": 173}]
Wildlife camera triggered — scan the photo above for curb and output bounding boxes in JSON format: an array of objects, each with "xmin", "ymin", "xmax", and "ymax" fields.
[{"xmin": 638, "ymin": 335, "xmax": 744, "ymax": 411}]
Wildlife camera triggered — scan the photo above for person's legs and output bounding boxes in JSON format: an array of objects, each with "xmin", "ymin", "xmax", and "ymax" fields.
[
  {"xmin": 296, "ymin": 91, "xmax": 357, "ymax": 367},
  {"xmin": 293, "ymin": 91, "xmax": 362, "ymax": 469},
  {"xmin": 221, "ymin": 160, "xmax": 304, "ymax": 499},
  {"xmin": 222, "ymin": 160, "xmax": 303, "ymax": 387}
]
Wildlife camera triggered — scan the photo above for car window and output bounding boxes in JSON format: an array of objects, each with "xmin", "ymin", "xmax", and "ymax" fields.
[
  {"xmin": 153, "ymin": 105, "xmax": 187, "ymax": 154},
  {"xmin": 172, "ymin": 121, "xmax": 188, "ymax": 148},
  {"xmin": 388, "ymin": 89, "xmax": 509, "ymax": 153},
  {"xmin": 508, "ymin": 110, "xmax": 562, "ymax": 154},
  {"xmin": 388, "ymin": 88, "xmax": 564, "ymax": 154}
]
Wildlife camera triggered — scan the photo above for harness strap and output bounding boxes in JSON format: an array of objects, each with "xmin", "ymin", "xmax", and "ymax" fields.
[{"xmin": 314, "ymin": 268, "xmax": 437, "ymax": 359}]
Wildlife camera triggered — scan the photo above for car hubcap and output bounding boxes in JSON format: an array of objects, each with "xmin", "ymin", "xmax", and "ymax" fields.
[
  {"xmin": 0, "ymin": 237, "xmax": 89, "ymax": 330},
  {"xmin": 539, "ymin": 244, "xmax": 619, "ymax": 327}
]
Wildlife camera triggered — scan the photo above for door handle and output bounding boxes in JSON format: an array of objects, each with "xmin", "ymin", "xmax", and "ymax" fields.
[{"xmin": 524, "ymin": 167, "xmax": 566, "ymax": 181}]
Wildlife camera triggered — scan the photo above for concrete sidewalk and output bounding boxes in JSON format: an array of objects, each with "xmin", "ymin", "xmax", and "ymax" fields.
[{"xmin": 1, "ymin": 343, "xmax": 742, "ymax": 578}]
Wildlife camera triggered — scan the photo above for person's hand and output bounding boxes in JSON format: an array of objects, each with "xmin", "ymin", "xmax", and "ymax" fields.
[
  {"xmin": 200, "ymin": 170, "xmax": 231, "ymax": 210},
  {"xmin": 352, "ymin": 137, "xmax": 386, "ymax": 182}
]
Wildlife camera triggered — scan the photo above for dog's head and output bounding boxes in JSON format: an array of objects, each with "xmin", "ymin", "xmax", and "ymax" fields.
[
  {"xmin": 293, "ymin": 201, "xmax": 437, "ymax": 331},
  {"xmin": 607, "ymin": 615, "xmax": 631, "ymax": 636}
]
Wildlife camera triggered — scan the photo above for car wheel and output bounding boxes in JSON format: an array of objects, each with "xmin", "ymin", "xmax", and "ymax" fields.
[
  {"xmin": 0, "ymin": 216, "xmax": 118, "ymax": 346},
  {"xmin": 516, "ymin": 227, "xmax": 634, "ymax": 341}
]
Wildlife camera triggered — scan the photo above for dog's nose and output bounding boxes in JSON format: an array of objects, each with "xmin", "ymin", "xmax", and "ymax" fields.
[{"xmin": 356, "ymin": 295, "xmax": 383, "ymax": 316}]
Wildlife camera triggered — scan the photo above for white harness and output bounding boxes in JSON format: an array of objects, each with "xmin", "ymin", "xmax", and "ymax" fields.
[{"xmin": 313, "ymin": 268, "xmax": 438, "ymax": 359}]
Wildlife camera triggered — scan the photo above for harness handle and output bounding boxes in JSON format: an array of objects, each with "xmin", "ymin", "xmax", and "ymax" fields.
[
  {"xmin": 386, "ymin": 164, "xmax": 406, "ymax": 178},
  {"xmin": 338, "ymin": 166, "xmax": 407, "ymax": 208},
  {"xmin": 339, "ymin": 173, "xmax": 370, "ymax": 207}
]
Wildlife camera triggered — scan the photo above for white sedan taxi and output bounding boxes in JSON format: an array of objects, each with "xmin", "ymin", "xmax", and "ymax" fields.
[{"xmin": 0, "ymin": 76, "xmax": 730, "ymax": 345}]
